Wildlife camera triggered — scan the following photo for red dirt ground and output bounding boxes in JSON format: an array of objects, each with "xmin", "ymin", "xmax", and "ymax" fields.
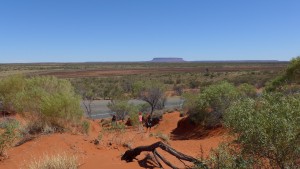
[{"xmin": 0, "ymin": 112, "xmax": 227, "ymax": 169}]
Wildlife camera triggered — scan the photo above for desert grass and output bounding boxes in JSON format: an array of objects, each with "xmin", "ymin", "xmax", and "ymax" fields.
[{"xmin": 28, "ymin": 153, "xmax": 78, "ymax": 169}]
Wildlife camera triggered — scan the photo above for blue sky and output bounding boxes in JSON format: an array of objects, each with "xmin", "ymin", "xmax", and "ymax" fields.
[{"xmin": 0, "ymin": 0, "xmax": 299, "ymax": 63}]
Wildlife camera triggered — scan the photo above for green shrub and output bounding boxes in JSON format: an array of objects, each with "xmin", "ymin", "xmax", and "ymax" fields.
[
  {"xmin": 12, "ymin": 76, "xmax": 83, "ymax": 129},
  {"xmin": 108, "ymin": 100, "xmax": 133, "ymax": 121},
  {"xmin": 81, "ymin": 120, "xmax": 90, "ymax": 135},
  {"xmin": 286, "ymin": 56, "xmax": 300, "ymax": 82},
  {"xmin": 127, "ymin": 105, "xmax": 140, "ymax": 127},
  {"xmin": 0, "ymin": 118, "xmax": 20, "ymax": 157},
  {"xmin": 224, "ymin": 93, "xmax": 300, "ymax": 168},
  {"xmin": 185, "ymin": 81, "xmax": 239, "ymax": 128},
  {"xmin": 195, "ymin": 143, "xmax": 256, "ymax": 169},
  {"xmin": 265, "ymin": 75, "xmax": 287, "ymax": 92},
  {"xmin": 0, "ymin": 75, "xmax": 26, "ymax": 113},
  {"xmin": 265, "ymin": 56, "xmax": 300, "ymax": 92},
  {"xmin": 237, "ymin": 83, "xmax": 257, "ymax": 98}
]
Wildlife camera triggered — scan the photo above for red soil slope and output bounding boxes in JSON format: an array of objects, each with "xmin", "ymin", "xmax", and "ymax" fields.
[{"xmin": 0, "ymin": 112, "xmax": 226, "ymax": 169}]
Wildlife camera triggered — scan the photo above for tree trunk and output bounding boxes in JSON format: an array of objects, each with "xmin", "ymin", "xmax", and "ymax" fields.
[{"xmin": 121, "ymin": 141, "xmax": 208, "ymax": 169}]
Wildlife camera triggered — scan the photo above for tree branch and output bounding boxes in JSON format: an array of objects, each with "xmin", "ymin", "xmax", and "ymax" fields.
[{"xmin": 121, "ymin": 141, "xmax": 208, "ymax": 169}]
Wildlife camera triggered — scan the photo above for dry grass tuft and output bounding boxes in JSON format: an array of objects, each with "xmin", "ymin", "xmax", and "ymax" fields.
[{"xmin": 28, "ymin": 153, "xmax": 78, "ymax": 169}]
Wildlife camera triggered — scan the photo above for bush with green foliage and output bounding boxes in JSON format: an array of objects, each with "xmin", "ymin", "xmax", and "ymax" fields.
[
  {"xmin": 195, "ymin": 143, "xmax": 256, "ymax": 169},
  {"xmin": 224, "ymin": 93, "xmax": 300, "ymax": 168},
  {"xmin": 185, "ymin": 81, "xmax": 239, "ymax": 128},
  {"xmin": 108, "ymin": 100, "xmax": 141, "ymax": 126},
  {"xmin": 108, "ymin": 100, "xmax": 131, "ymax": 121},
  {"xmin": 0, "ymin": 75, "xmax": 83, "ymax": 131},
  {"xmin": 266, "ymin": 56, "xmax": 300, "ymax": 92},
  {"xmin": 286, "ymin": 56, "xmax": 300, "ymax": 82},
  {"xmin": 0, "ymin": 118, "xmax": 20, "ymax": 157},
  {"xmin": 0, "ymin": 75, "xmax": 26, "ymax": 113},
  {"xmin": 237, "ymin": 83, "xmax": 257, "ymax": 98},
  {"xmin": 81, "ymin": 120, "xmax": 90, "ymax": 135},
  {"xmin": 127, "ymin": 105, "xmax": 141, "ymax": 127}
]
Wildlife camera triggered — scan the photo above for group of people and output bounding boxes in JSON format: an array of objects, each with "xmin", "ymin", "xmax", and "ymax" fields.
[{"xmin": 111, "ymin": 112, "xmax": 153, "ymax": 132}]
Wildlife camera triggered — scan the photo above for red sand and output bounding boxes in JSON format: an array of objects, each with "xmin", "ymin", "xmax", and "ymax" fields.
[{"xmin": 0, "ymin": 112, "xmax": 226, "ymax": 169}]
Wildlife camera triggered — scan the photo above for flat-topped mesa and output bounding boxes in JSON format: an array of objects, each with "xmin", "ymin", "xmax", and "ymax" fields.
[{"xmin": 151, "ymin": 57, "xmax": 185, "ymax": 63}]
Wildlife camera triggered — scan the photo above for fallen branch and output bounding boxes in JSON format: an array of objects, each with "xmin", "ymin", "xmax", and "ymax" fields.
[{"xmin": 121, "ymin": 141, "xmax": 208, "ymax": 169}]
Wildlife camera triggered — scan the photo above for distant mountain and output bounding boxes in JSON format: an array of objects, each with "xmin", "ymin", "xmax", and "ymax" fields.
[{"xmin": 151, "ymin": 57, "xmax": 185, "ymax": 62}]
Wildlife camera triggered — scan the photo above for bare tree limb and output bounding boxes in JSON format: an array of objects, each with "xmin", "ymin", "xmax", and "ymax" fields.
[
  {"xmin": 154, "ymin": 150, "xmax": 178, "ymax": 169},
  {"xmin": 152, "ymin": 150, "xmax": 163, "ymax": 169},
  {"xmin": 121, "ymin": 141, "xmax": 208, "ymax": 169}
]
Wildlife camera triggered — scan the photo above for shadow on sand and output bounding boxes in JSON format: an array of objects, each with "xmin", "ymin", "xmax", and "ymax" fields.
[
  {"xmin": 138, "ymin": 154, "xmax": 159, "ymax": 169},
  {"xmin": 170, "ymin": 117, "xmax": 222, "ymax": 140}
]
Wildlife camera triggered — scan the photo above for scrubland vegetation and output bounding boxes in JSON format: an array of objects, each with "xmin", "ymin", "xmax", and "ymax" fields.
[
  {"xmin": 0, "ymin": 59, "xmax": 299, "ymax": 168},
  {"xmin": 0, "ymin": 75, "xmax": 83, "ymax": 158},
  {"xmin": 190, "ymin": 57, "xmax": 300, "ymax": 168}
]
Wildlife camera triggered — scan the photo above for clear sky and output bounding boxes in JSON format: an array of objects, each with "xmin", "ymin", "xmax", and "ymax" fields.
[{"xmin": 0, "ymin": 0, "xmax": 299, "ymax": 63}]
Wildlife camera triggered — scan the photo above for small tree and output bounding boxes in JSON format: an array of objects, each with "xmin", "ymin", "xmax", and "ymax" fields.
[
  {"xmin": 137, "ymin": 82, "xmax": 165, "ymax": 117},
  {"xmin": 75, "ymin": 81, "xmax": 97, "ymax": 118},
  {"xmin": 107, "ymin": 100, "xmax": 130, "ymax": 121}
]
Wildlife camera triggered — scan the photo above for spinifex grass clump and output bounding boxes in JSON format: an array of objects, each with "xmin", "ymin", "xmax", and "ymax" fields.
[{"xmin": 28, "ymin": 153, "xmax": 78, "ymax": 169}]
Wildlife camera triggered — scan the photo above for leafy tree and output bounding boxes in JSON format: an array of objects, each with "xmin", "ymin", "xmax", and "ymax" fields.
[{"xmin": 224, "ymin": 93, "xmax": 300, "ymax": 168}]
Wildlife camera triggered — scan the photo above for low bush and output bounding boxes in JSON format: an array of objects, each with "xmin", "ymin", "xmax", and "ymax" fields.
[
  {"xmin": 0, "ymin": 75, "xmax": 83, "ymax": 132},
  {"xmin": 224, "ymin": 93, "xmax": 300, "ymax": 168},
  {"xmin": 184, "ymin": 81, "xmax": 239, "ymax": 128},
  {"xmin": 0, "ymin": 118, "xmax": 20, "ymax": 157},
  {"xmin": 195, "ymin": 143, "xmax": 256, "ymax": 169},
  {"xmin": 81, "ymin": 120, "xmax": 90, "ymax": 135},
  {"xmin": 237, "ymin": 83, "xmax": 257, "ymax": 98},
  {"xmin": 0, "ymin": 75, "xmax": 26, "ymax": 113}
]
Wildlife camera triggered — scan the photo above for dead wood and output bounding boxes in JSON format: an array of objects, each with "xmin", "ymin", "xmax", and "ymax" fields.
[{"xmin": 121, "ymin": 141, "xmax": 208, "ymax": 169}]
